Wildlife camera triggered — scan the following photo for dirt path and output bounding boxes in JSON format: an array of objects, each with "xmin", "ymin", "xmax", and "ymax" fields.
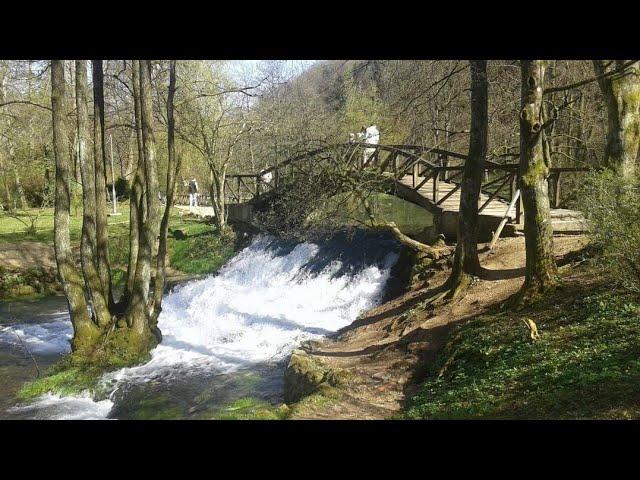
[
  {"xmin": 175, "ymin": 205, "xmax": 215, "ymax": 219},
  {"xmin": 290, "ymin": 235, "xmax": 589, "ymax": 419},
  {"xmin": 0, "ymin": 242, "xmax": 56, "ymax": 271}
]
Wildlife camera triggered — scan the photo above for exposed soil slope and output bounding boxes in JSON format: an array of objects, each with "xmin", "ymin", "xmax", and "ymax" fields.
[{"xmin": 289, "ymin": 235, "xmax": 589, "ymax": 419}]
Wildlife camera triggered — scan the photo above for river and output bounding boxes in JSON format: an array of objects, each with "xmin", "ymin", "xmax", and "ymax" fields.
[{"xmin": 0, "ymin": 232, "xmax": 400, "ymax": 420}]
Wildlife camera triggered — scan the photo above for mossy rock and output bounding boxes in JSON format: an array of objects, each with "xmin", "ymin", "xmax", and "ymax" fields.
[
  {"xmin": 284, "ymin": 349, "xmax": 350, "ymax": 403},
  {"xmin": 0, "ymin": 266, "xmax": 61, "ymax": 300},
  {"xmin": 11, "ymin": 284, "xmax": 37, "ymax": 297},
  {"xmin": 325, "ymin": 368, "xmax": 351, "ymax": 387}
]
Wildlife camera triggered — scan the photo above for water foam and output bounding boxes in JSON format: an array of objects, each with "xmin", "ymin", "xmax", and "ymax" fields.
[
  {"xmin": 106, "ymin": 236, "xmax": 397, "ymax": 384},
  {"xmin": 0, "ymin": 312, "xmax": 72, "ymax": 355},
  {"xmin": 7, "ymin": 393, "xmax": 113, "ymax": 420},
  {"xmin": 2, "ymin": 234, "xmax": 399, "ymax": 419}
]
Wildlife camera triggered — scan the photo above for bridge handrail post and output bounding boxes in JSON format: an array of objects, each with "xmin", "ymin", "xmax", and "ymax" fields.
[
  {"xmin": 514, "ymin": 172, "xmax": 522, "ymax": 224},
  {"xmin": 433, "ymin": 167, "xmax": 440, "ymax": 202},
  {"xmin": 552, "ymin": 171, "xmax": 561, "ymax": 208}
]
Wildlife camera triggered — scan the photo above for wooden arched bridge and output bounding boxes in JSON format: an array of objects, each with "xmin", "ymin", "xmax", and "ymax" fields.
[{"xmin": 176, "ymin": 143, "xmax": 589, "ymax": 238}]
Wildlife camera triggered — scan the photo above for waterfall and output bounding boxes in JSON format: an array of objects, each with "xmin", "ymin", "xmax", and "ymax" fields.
[{"xmin": 1, "ymin": 233, "xmax": 399, "ymax": 419}]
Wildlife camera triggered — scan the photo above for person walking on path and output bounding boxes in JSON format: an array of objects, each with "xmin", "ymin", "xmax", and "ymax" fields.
[{"xmin": 188, "ymin": 178, "xmax": 199, "ymax": 207}]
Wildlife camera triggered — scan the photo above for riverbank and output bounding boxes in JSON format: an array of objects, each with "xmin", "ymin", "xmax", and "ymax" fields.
[
  {"xmin": 3, "ymin": 231, "xmax": 396, "ymax": 419},
  {"xmin": 281, "ymin": 235, "xmax": 629, "ymax": 419},
  {"xmin": 0, "ymin": 206, "xmax": 246, "ymax": 301},
  {"xmin": 1, "ymin": 210, "xmax": 253, "ymax": 411}
]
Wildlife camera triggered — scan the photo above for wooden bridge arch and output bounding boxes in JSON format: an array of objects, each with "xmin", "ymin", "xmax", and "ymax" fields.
[{"xmin": 176, "ymin": 142, "xmax": 589, "ymax": 237}]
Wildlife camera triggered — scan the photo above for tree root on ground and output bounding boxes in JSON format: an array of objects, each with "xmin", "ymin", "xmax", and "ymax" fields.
[{"xmin": 370, "ymin": 220, "xmax": 452, "ymax": 260}]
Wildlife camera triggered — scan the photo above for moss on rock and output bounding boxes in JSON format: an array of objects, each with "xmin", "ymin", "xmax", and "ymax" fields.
[
  {"xmin": 284, "ymin": 349, "xmax": 350, "ymax": 404},
  {"xmin": 0, "ymin": 266, "xmax": 61, "ymax": 300}
]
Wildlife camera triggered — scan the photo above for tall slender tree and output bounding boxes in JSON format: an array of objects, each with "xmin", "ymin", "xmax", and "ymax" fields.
[
  {"xmin": 76, "ymin": 60, "xmax": 111, "ymax": 327},
  {"xmin": 124, "ymin": 59, "xmax": 161, "ymax": 340},
  {"xmin": 124, "ymin": 60, "xmax": 145, "ymax": 304},
  {"xmin": 153, "ymin": 60, "xmax": 180, "ymax": 320},
  {"xmin": 51, "ymin": 60, "xmax": 100, "ymax": 352},
  {"xmin": 50, "ymin": 59, "xmax": 176, "ymax": 359},
  {"xmin": 592, "ymin": 60, "xmax": 640, "ymax": 178},
  {"xmin": 515, "ymin": 60, "xmax": 558, "ymax": 305},
  {"xmin": 447, "ymin": 60, "xmax": 488, "ymax": 297},
  {"xmin": 92, "ymin": 60, "xmax": 113, "ymax": 307}
]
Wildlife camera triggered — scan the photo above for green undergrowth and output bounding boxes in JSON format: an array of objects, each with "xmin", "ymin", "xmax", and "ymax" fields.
[
  {"xmin": 0, "ymin": 205, "xmax": 129, "ymax": 244},
  {"xmin": 212, "ymin": 397, "xmax": 291, "ymax": 420},
  {"xmin": 403, "ymin": 267, "xmax": 640, "ymax": 419},
  {"xmin": 168, "ymin": 223, "xmax": 239, "ymax": 275},
  {"xmin": 0, "ymin": 266, "xmax": 61, "ymax": 301},
  {"xmin": 17, "ymin": 334, "xmax": 152, "ymax": 402},
  {"xmin": 204, "ymin": 386, "xmax": 344, "ymax": 420},
  {"xmin": 288, "ymin": 384, "xmax": 344, "ymax": 416}
]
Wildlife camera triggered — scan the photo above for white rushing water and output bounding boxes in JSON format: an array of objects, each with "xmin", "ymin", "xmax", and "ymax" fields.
[
  {"xmin": 1, "ymin": 235, "xmax": 398, "ymax": 419},
  {"xmin": 0, "ymin": 310, "xmax": 71, "ymax": 355}
]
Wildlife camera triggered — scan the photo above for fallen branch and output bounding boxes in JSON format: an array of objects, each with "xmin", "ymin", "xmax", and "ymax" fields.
[
  {"xmin": 370, "ymin": 219, "xmax": 450, "ymax": 259},
  {"xmin": 13, "ymin": 331, "xmax": 40, "ymax": 378}
]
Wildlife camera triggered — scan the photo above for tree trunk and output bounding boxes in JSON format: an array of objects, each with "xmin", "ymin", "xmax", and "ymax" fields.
[
  {"xmin": 124, "ymin": 60, "xmax": 145, "ymax": 304},
  {"xmin": 210, "ymin": 164, "xmax": 228, "ymax": 231},
  {"xmin": 593, "ymin": 60, "xmax": 640, "ymax": 178},
  {"xmin": 51, "ymin": 60, "xmax": 100, "ymax": 353},
  {"xmin": 75, "ymin": 60, "xmax": 111, "ymax": 328},
  {"xmin": 14, "ymin": 169, "xmax": 27, "ymax": 209},
  {"xmin": 125, "ymin": 59, "xmax": 161, "ymax": 343},
  {"xmin": 448, "ymin": 60, "xmax": 488, "ymax": 297},
  {"xmin": 516, "ymin": 60, "xmax": 558, "ymax": 305},
  {"xmin": 92, "ymin": 60, "xmax": 113, "ymax": 308},
  {"xmin": 153, "ymin": 60, "xmax": 179, "ymax": 321}
]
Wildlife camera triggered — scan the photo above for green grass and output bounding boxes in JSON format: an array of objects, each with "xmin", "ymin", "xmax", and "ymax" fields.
[
  {"xmin": 17, "ymin": 338, "xmax": 152, "ymax": 402},
  {"xmin": 0, "ymin": 206, "xmax": 240, "ymax": 278},
  {"xmin": 168, "ymin": 223, "xmax": 238, "ymax": 275},
  {"xmin": 124, "ymin": 397, "xmax": 186, "ymax": 420},
  {"xmin": 0, "ymin": 205, "xmax": 130, "ymax": 244},
  {"xmin": 17, "ymin": 364, "xmax": 101, "ymax": 401},
  {"xmin": 403, "ymin": 276, "xmax": 640, "ymax": 419},
  {"xmin": 212, "ymin": 397, "xmax": 290, "ymax": 420}
]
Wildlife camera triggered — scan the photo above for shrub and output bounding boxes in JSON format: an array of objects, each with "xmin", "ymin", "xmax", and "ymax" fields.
[{"xmin": 575, "ymin": 169, "xmax": 640, "ymax": 292}]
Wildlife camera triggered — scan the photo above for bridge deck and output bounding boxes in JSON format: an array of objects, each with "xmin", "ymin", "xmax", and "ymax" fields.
[
  {"xmin": 397, "ymin": 175, "xmax": 514, "ymax": 219},
  {"xmin": 199, "ymin": 142, "xmax": 590, "ymax": 236},
  {"xmin": 396, "ymin": 175, "xmax": 588, "ymax": 234}
]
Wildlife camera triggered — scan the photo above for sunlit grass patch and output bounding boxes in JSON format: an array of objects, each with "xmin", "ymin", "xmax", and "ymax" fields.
[{"xmin": 403, "ymin": 279, "xmax": 640, "ymax": 419}]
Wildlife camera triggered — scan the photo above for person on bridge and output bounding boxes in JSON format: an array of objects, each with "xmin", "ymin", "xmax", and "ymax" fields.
[
  {"xmin": 363, "ymin": 124, "xmax": 380, "ymax": 165},
  {"xmin": 188, "ymin": 178, "xmax": 199, "ymax": 207},
  {"xmin": 261, "ymin": 169, "xmax": 273, "ymax": 184}
]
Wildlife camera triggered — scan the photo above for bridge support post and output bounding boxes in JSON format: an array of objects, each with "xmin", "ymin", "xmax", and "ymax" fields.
[
  {"xmin": 552, "ymin": 172, "xmax": 561, "ymax": 208},
  {"xmin": 439, "ymin": 153, "xmax": 449, "ymax": 181},
  {"xmin": 510, "ymin": 172, "xmax": 523, "ymax": 224}
]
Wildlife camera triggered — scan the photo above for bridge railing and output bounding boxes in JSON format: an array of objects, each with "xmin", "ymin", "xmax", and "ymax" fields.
[{"xmin": 215, "ymin": 142, "xmax": 590, "ymax": 225}]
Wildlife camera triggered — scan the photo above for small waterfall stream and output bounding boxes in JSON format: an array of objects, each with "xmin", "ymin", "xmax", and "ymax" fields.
[{"xmin": 0, "ymin": 232, "xmax": 400, "ymax": 419}]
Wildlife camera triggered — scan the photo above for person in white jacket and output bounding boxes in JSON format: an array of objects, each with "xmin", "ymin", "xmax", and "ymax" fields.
[
  {"xmin": 188, "ymin": 178, "xmax": 199, "ymax": 207},
  {"xmin": 362, "ymin": 124, "xmax": 380, "ymax": 165}
]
